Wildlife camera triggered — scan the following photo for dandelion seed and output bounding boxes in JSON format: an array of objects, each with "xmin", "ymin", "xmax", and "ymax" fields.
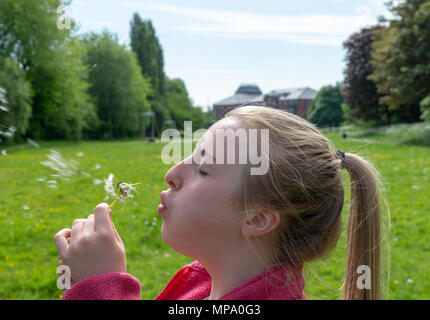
[
  {"xmin": 152, "ymin": 221, "xmax": 156, "ymax": 226},
  {"xmin": 164, "ymin": 253, "xmax": 170, "ymax": 258},
  {"xmin": 0, "ymin": 126, "xmax": 15, "ymax": 138},
  {"xmin": 94, "ymin": 163, "xmax": 101, "ymax": 170},
  {"xmin": 76, "ymin": 152, "xmax": 84, "ymax": 158},
  {"xmin": 394, "ymin": 280, "xmax": 399, "ymax": 284},
  {"xmin": 41, "ymin": 150, "xmax": 79, "ymax": 182},
  {"xmin": 0, "ymin": 87, "xmax": 8, "ymax": 112},
  {"xmin": 36, "ymin": 177, "xmax": 46, "ymax": 182},
  {"xmin": 48, "ymin": 180, "xmax": 58, "ymax": 189},
  {"xmin": 22, "ymin": 205, "xmax": 30, "ymax": 210},
  {"xmin": 26, "ymin": 138, "xmax": 39, "ymax": 148},
  {"xmin": 407, "ymin": 279, "xmax": 413, "ymax": 283},
  {"xmin": 104, "ymin": 173, "xmax": 116, "ymax": 201},
  {"xmin": 93, "ymin": 179, "xmax": 102, "ymax": 185}
]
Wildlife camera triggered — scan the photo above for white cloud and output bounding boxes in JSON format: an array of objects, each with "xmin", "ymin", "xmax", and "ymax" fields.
[{"xmin": 132, "ymin": 1, "xmax": 389, "ymax": 46}]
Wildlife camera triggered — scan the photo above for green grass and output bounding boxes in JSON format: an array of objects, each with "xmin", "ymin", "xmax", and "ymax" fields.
[
  {"xmin": 321, "ymin": 122, "xmax": 430, "ymax": 147},
  {"xmin": 0, "ymin": 135, "xmax": 429, "ymax": 299}
]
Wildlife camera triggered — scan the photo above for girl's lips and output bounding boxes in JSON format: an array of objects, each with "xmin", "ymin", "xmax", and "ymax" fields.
[
  {"xmin": 158, "ymin": 191, "xmax": 168, "ymax": 215},
  {"xmin": 160, "ymin": 190, "xmax": 168, "ymax": 209}
]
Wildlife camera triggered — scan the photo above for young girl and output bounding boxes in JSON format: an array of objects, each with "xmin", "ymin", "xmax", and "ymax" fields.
[{"xmin": 54, "ymin": 105, "xmax": 386, "ymax": 300}]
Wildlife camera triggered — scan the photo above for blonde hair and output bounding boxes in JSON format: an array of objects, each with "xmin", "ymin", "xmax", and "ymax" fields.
[{"xmin": 224, "ymin": 105, "xmax": 389, "ymax": 300}]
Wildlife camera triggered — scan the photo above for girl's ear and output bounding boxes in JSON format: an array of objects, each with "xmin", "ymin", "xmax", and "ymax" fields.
[{"xmin": 241, "ymin": 207, "xmax": 281, "ymax": 238}]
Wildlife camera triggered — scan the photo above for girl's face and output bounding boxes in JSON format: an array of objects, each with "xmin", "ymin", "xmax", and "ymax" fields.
[{"xmin": 160, "ymin": 118, "xmax": 246, "ymax": 262}]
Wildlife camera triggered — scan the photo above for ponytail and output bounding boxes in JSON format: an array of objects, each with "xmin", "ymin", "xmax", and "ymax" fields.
[{"xmin": 342, "ymin": 152, "xmax": 384, "ymax": 300}]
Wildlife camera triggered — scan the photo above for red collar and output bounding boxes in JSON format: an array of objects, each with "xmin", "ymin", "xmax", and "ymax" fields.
[{"xmin": 155, "ymin": 260, "xmax": 307, "ymax": 300}]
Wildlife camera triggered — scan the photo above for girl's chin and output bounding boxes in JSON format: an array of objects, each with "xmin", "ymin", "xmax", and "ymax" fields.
[{"xmin": 160, "ymin": 226, "xmax": 198, "ymax": 259}]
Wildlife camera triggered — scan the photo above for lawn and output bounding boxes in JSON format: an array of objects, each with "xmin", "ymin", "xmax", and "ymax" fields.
[{"xmin": 0, "ymin": 134, "xmax": 429, "ymax": 299}]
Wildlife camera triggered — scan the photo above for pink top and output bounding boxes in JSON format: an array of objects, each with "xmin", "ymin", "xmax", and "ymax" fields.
[{"xmin": 62, "ymin": 260, "xmax": 307, "ymax": 300}]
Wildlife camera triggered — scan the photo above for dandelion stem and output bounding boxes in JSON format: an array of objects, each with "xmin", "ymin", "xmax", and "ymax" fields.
[
  {"xmin": 109, "ymin": 198, "xmax": 118, "ymax": 209},
  {"xmin": 109, "ymin": 191, "xmax": 122, "ymax": 209}
]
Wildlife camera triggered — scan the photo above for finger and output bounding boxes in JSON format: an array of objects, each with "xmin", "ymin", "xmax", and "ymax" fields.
[
  {"xmin": 54, "ymin": 228, "xmax": 71, "ymax": 258},
  {"xmin": 111, "ymin": 219, "xmax": 122, "ymax": 243},
  {"xmin": 108, "ymin": 210, "xmax": 121, "ymax": 242},
  {"xmin": 70, "ymin": 219, "xmax": 86, "ymax": 244},
  {"xmin": 84, "ymin": 214, "xmax": 95, "ymax": 234},
  {"xmin": 94, "ymin": 203, "xmax": 113, "ymax": 234}
]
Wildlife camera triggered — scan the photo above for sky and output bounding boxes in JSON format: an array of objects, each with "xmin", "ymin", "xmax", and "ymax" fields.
[{"xmin": 68, "ymin": 0, "xmax": 392, "ymax": 111}]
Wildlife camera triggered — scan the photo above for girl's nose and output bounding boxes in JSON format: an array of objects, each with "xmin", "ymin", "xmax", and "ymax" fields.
[
  {"xmin": 167, "ymin": 178, "xmax": 176, "ymax": 190},
  {"xmin": 164, "ymin": 162, "xmax": 183, "ymax": 190}
]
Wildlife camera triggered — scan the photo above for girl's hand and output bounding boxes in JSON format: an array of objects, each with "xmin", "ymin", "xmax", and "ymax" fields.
[{"xmin": 54, "ymin": 203, "xmax": 127, "ymax": 284}]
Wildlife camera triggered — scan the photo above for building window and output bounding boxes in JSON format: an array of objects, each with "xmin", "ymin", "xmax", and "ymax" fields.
[{"xmin": 289, "ymin": 100, "xmax": 297, "ymax": 114}]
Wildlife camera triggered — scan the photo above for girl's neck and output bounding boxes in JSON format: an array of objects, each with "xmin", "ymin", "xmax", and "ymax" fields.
[{"xmin": 203, "ymin": 247, "xmax": 268, "ymax": 300}]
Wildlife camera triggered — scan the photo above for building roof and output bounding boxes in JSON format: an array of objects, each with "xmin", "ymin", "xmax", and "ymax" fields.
[
  {"xmin": 235, "ymin": 84, "xmax": 262, "ymax": 95},
  {"xmin": 267, "ymin": 87, "xmax": 317, "ymax": 101},
  {"xmin": 214, "ymin": 86, "xmax": 317, "ymax": 107},
  {"xmin": 214, "ymin": 84, "xmax": 262, "ymax": 106}
]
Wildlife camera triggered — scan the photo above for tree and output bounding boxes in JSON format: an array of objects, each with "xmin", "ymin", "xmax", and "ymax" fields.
[
  {"xmin": 308, "ymin": 84, "xmax": 344, "ymax": 128},
  {"xmin": 28, "ymin": 37, "xmax": 97, "ymax": 140},
  {"xmin": 82, "ymin": 31, "xmax": 151, "ymax": 139},
  {"xmin": 130, "ymin": 13, "xmax": 165, "ymax": 98},
  {"xmin": 369, "ymin": 0, "xmax": 430, "ymax": 123},
  {"xmin": 0, "ymin": 58, "xmax": 32, "ymax": 143},
  {"xmin": 342, "ymin": 26, "xmax": 390, "ymax": 125},
  {"xmin": 164, "ymin": 77, "xmax": 205, "ymax": 131},
  {"xmin": 0, "ymin": 0, "xmax": 96, "ymax": 140}
]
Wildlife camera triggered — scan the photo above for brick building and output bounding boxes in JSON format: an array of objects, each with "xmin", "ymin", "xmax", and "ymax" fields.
[{"xmin": 213, "ymin": 84, "xmax": 317, "ymax": 120}]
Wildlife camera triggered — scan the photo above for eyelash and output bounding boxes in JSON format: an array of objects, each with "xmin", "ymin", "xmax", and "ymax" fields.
[{"xmin": 198, "ymin": 167, "xmax": 208, "ymax": 176}]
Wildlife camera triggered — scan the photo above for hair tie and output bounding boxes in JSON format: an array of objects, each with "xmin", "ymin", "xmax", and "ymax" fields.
[{"xmin": 336, "ymin": 149, "xmax": 346, "ymax": 170}]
